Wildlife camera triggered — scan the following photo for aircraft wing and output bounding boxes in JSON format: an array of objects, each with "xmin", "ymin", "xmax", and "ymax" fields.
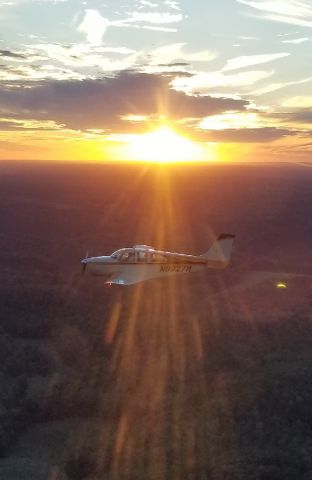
[
  {"xmin": 106, "ymin": 275, "xmax": 136, "ymax": 285},
  {"xmin": 105, "ymin": 270, "xmax": 155, "ymax": 286}
]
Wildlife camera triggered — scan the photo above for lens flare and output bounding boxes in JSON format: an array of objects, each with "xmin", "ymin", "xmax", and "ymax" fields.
[
  {"xmin": 128, "ymin": 126, "xmax": 205, "ymax": 163},
  {"xmin": 70, "ymin": 167, "xmax": 243, "ymax": 480}
]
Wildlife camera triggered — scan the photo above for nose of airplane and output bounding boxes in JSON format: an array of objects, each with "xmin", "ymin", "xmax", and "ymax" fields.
[{"xmin": 81, "ymin": 257, "xmax": 88, "ymax": 273}]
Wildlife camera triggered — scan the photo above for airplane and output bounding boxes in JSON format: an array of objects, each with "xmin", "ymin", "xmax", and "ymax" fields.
[{"xmin": 81, "ymin": 233, "xmax": 235, "ymax": 286}]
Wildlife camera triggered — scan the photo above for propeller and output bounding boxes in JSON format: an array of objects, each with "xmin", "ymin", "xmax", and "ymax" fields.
[{"xmin": 81, "ymin": 250, "xmax": 89, "ymax": 274}]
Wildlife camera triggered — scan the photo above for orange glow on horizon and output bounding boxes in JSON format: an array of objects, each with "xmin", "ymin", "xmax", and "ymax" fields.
[{"xmin": 0, "ymin": 125, "xmax": 261, "ymax": 163}]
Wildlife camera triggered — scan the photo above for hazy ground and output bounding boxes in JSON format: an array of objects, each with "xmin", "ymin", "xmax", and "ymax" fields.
[{"xmin": 0, "ymin": 161, "xmax": 311, "ymax": 480}]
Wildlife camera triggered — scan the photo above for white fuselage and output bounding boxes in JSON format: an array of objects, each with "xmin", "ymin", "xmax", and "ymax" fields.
[
  {"xmin": 81, "ymin": 235, "xmax": 234, "ymax": 285},
  {"xmin": 86, "ymin": 256, "xmax": 206, "ymax": 279}
]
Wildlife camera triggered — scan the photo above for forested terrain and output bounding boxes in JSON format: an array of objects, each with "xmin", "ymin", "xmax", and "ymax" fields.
[{"xmin": 0, "ymin": 161, "xmax": 311, "ymax": 479}]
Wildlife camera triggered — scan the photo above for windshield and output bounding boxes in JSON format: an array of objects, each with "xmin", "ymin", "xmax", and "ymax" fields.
[{"xmin": 111, "ymin": 249, "xmax": 125, "ymax": 259}]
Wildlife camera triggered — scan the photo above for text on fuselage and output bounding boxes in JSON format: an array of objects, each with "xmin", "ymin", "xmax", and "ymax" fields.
[{"xmin": 160, "ymin": 264, "xmax": 192, "ymax": 273}]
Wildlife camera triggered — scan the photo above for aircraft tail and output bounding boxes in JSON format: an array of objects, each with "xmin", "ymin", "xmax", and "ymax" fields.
[{"xmin": 201, "ymin": 233, "xmax": 235, "ymax": 267}]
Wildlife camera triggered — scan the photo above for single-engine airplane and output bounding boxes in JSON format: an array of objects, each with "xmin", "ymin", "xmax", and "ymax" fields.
[{"xmin": 81, "ymin": 233, "xmax": 235, "ymax": 285}]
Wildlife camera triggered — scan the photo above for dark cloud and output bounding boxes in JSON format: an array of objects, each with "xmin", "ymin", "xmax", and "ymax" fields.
[
  {"xmin": 192, "ymin": 127, "xmax": 298, "ymax": 143},
  {"xmin": 157, "ymin": 70, "xmax": 194, "ymax": 78},
  {"xmin": 157, "ymin": 62, "xmax": 190, "ymax": 67},
  {"xmin": 282, "ymin": 109, "xmax": 312, "ymax": 124},
  {"xmin": 0, "ymin": 120, "xmax": 59, "ymax": 131},
  {"xmin": 0, "ymin": 70, "xmax": 249, "ymax": 131},
  {"xmin": 0, "ymin": 121, "xmax": 21, "ymax": 131},
  {"xmin": 0, "ymin": 50, "xmax": 25, "ymax": 59}
]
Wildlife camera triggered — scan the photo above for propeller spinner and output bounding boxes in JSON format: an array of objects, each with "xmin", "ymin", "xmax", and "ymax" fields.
[{"xmin": 81, "ymin": 251, "xmax": 89, "ymax": 274}]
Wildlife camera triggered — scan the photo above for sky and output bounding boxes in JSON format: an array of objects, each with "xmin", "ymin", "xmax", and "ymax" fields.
[{"xmin": 1, "ymin": 0, "xmax": 312, "ymax": 162}]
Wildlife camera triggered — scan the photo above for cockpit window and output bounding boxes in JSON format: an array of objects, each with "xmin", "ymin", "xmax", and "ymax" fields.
[
  {"xmin": 111, "ymin": 249, "xmax": 124, "ymax": 260},
  {"xmin": 120, "ymin": 251, "xmax": 132, "ymax": 261},
  {"xmin": 128, "ymin": 252, "xmax": 135, "ymax": 262},
  {"xmin": 112, "ymin": 249, "xmax": 135, "ymax": 262},
  {"xmin": 152, "ymin": 253, "xmax": 168, "ymax": 262},
  {"xmin": 137, "ymin": 251, "xmax": 148, "ymax": 262}
]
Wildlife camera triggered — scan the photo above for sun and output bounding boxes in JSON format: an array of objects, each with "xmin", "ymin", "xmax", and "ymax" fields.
[{"xmin": 127, "ymin": 126, "xmax": 205, "ymax": 163}]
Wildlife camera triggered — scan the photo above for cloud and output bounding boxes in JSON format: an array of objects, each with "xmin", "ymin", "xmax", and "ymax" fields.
[
  {"xmin": 0, "ymin": 40, "xmax": 214, "ymax": 84},
  {"xmin": 250, "ymin": 75, "xmax": 312, "ymax": 96},
  {"xmin": 222, "ymin": 53, "xmax": 290, "ymax": 72},
  {"xmin": 0, "ymin": 42, "xmax": 141, "ymax": 82},
  {"xmin": 136, "ymin": 0, "xmax": 181, "ymax": 9},
  {"xmin": 199, "ymin": 112, "xmax": 264, "ymax": 130},
  {"xmin": 144, "ymin": 43, "xmax": 215, "ymax": 67},
  {"xmin": 122, "ymin": 11, "xmax": 183, "ymax": 24},
  {"xmin": 77, "ymin": 10, "xmax": 110, "ymax": 45},
  {"xmin": 0, "ymin": 49, "xmax": 25, "ymax": 59},
  {"xmin": 30, "ymin": 42, "xmax": 138, "ymax": 73},
  {"xmin": 0, "ymin": 70, "xmax": 249, "ymax": 132},
  {"xmin": 172, "ymin": 69, "xmax": 274, "ymax": 94},
  {"xmin": 138, "ymin": 0, "xmax": 158, "ymax": 7},
  {"xmin": 282, "ymin": 96, "xmax": 312, "ymax": 107},
  {"xmin": 164, "ymin": 0, "xmax": 181, "ymax": 10},
  {"xmin": 194, "ymin": 127, "xmax": 298, "ymax": 143},
  {"xmin": 237, "ymin": 0, "xmax": 312, "ymax": 28},
  {"xmin": 130, "ymin": 24, "xmax": 178, "ymax": 31},
  {"xmin": 157, "ymin": 62, "xmax": 189, "ymax": 67},
  {"xmin": 0, "ymin": 62, "xmax": 85, "ymax": 82},
  {"xmin": 0, "ymin": 0, "xmax": 66, "ymax": 4},
  {"xmin": 76, "ymin": 6, "xmax": 183, "ymax": 42},
  {"xmin": 281, "ymin": 109, "xmax": 312, "ymax": 124},
  {"xmin": 282, "ymin": 37, "xmax": 309, "ymax": 44},
  {"xmin": 111, "ymin": 10, "xmax": 184, "ymax": 32},
  {"xmin": 0, "ymin": 117, "xmax": 63, "ymax": 130}
]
